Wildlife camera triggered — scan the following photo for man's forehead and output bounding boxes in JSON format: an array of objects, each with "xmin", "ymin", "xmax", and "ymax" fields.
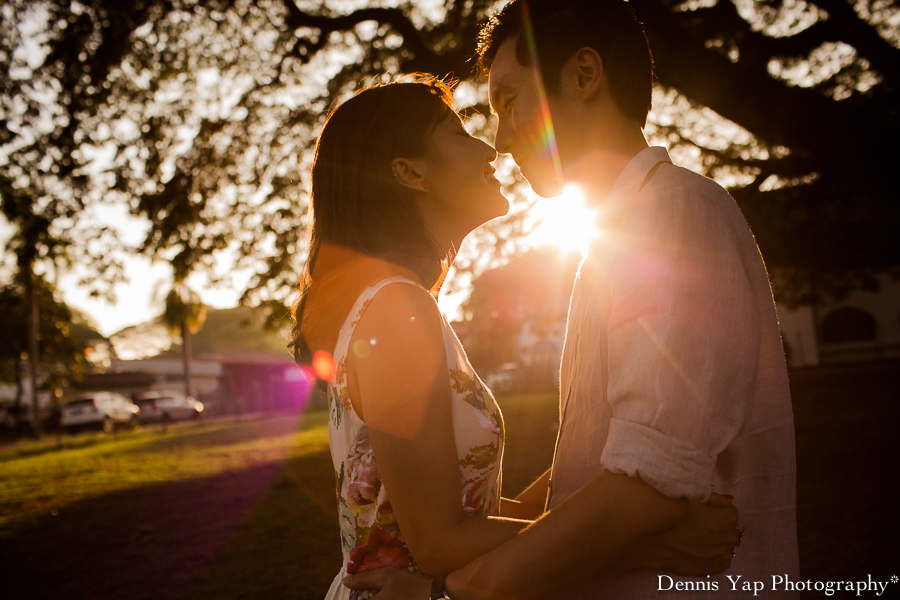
[{"xmin": 488, "ymin": 37, "xmax": 520, "ymax": 100}]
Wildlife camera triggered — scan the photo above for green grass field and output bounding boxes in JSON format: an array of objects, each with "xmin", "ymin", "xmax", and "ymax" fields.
[{"xmin": 1, "ymin": 361, "xmax": 897, "ymax": 599}]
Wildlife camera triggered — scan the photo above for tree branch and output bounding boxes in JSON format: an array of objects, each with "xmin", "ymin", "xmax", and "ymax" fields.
[
  {"xmin": 680, "ymin": 0, "xmax": 897, "ymax": 86},
  {"xmin": 281, "ymin": 3, "xmax": 435, "ymax": 65},
  {"xmin": 637, "ymin": 0, "xmax": 893, "ymax": 182},
  {"xmin": 279, "ymin": 0, "xmax": 472, "ymax": 77},
  {"xmin": 806, "ymin": 0, "xmax": 900, "ymax": 85}
]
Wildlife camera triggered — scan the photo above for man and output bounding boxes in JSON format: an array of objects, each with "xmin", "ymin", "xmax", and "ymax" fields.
[{"xmin": 346, "ymin": 1, "xmax": 798, "ymax": 597}]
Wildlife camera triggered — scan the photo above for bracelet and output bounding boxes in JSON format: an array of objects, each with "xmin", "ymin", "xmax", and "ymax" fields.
[{"xmin": 430, "ymin": 578, "xmax": 450, "ymax": 600}]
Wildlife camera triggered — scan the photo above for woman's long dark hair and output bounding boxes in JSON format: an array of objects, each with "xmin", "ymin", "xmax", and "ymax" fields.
[{"xmin": 289, "ymin": 76, "xmax": 457, "ymax": 364}]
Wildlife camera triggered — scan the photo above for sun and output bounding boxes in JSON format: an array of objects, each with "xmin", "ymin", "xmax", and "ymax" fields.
[{"xmin": 529, "ymin": 184, "xmax": 598, "ymax": 253}]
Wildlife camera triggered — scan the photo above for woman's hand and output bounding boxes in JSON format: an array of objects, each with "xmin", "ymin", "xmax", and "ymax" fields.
[
  {"xmin": 343, "ymin": 568, "xmax": 431, "ymax": 599},
  {"xmin": 614, "ymin": 492, "xmax": 741, "ymax": 575}
]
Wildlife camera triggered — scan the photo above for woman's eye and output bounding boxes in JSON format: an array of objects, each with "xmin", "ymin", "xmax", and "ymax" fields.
[{"xmin": 503, "ymin": 97, "xmax": 516, "ymax": 112}]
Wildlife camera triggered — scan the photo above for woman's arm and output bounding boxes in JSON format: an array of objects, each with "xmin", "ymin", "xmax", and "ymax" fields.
[
  {"xmin": 350, "ymin": 283, "xmax": 530, "ymax": 578},
  {"xmin": 499, "ymin": 467, "xmax": 551, "ymax": 520}
]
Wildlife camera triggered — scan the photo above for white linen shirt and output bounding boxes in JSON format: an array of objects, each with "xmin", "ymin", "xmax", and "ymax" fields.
[{"xmin": 547, "ymin": 147, "xmax": 800, "ymax": 598}]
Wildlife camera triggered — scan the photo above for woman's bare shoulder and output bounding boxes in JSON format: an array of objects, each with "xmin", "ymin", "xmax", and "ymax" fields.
[
  {"xmin": 349, "ymin": 280, "xmax": 448, "ymax": 425},
  {"xmin": 352, "ymin": 280, "xmax": 443, "ymax": 348}
]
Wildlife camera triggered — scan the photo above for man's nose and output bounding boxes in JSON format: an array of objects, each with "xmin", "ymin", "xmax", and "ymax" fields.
[{"xmin": 493, "ymin": 118, "xmax": 514, "ymax": 155}]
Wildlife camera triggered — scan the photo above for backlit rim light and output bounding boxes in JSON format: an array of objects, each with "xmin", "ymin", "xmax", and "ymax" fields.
[{"xmin": 529, "ymin": 185, "xmax": 598, "ymax": 253}]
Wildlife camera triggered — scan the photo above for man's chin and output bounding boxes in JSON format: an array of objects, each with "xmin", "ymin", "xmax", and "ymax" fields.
[{"xmin": 526, "ymin": 176, "xmax": 565, "ymax": 199}]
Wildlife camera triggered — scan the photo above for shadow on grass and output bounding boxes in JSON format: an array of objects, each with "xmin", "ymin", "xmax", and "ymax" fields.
[
  {"xmin": 119, "ymin": 412, "xmax": 329, "ymax": 456},
  {"xmin": 0, "ymin": 450, "xmax": 341, "ymax": 600},
  {"xmin": 1, "ymin": 436, "xmax": 104, "ymax": 461}
]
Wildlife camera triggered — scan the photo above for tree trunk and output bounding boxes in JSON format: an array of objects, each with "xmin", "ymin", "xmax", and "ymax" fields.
[
  {"xmin": 13, "ymin": 360, "xmax": 24, "ymax": 432},
  {"xmin": 181, "ymin": 315, "xmax": 194, "ymax": 399},
  {"xmin": 23, "ymin": 266, "xmax": 42, "ymax": 438}
]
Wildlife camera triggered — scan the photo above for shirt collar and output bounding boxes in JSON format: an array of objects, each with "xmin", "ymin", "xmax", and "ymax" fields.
[{"xmin": 603, "ymin": 146, "xmax": 672, "ymax": 219}]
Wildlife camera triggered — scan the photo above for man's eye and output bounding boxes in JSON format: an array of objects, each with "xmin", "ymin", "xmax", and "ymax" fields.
[{"xmin": 503, "ymin": 96, "xmax": 516, "ymax": 112}]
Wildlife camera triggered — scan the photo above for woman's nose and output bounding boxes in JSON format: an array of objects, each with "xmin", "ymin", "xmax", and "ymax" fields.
[{"xmin": 480, "ymin": 138, "xmax": 498, "ymax": 161}]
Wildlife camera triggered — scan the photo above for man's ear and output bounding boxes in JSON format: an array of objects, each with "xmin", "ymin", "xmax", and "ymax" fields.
[
  {"xmin": 570, "ymin": 47, "xmax": 603, "ymax": 100},
  {"xmin": 391, "ymin": 157, "xmax": 430, "ymax": 192}
]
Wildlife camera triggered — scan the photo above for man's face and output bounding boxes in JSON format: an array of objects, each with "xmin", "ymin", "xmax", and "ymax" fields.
[{"xmin": 488, "ymin": 36, "xmax": 567, "ymax": 198}]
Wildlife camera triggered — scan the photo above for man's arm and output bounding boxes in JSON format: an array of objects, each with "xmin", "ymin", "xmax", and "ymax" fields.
[
  {"xmin": 445, "ymin": 471, "xmax": 688, "ymax": 599},
  {"xmin": 600, "ymin": 183, "xmax": 759, "ymax": 501},
  {"xmin": 343, "ymin": 490, "xmax": 739, "ymax": 599}
]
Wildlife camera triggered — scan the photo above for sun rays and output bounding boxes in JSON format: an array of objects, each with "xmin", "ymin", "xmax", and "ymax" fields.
[{"xmin": 529, "ymin": 184, "xmax": 600, "ymax": 254}]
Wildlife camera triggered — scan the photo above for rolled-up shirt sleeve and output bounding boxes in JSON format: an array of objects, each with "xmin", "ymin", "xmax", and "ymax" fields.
[{"xmin": 600, "ymin": 184, "xmax": 761, "ymax": 501}]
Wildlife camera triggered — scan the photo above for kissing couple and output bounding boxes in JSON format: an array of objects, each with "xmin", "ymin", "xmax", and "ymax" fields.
[{"xmin": 291, "ymin": 1, "xmax": 799, "ymax": 598}]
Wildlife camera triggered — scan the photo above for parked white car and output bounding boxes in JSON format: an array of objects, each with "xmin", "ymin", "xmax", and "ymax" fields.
[
  {"xmin": 133, "ymin": 391, "xmax": 204, "ymax": 423},
  {"xmin": 61, "ymin": 392, "xmax": 139, "ymax": 433}
]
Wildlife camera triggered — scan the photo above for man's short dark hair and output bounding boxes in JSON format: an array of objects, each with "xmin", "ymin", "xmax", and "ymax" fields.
[{"xmin": 476, "ymin": 0, "xmax": 654, "ymax": 125}]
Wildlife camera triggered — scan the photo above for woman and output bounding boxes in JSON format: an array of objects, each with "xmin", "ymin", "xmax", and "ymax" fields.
[{"xmin": 291, "ymin": 77, "xmax": 738, "ymax": 600}]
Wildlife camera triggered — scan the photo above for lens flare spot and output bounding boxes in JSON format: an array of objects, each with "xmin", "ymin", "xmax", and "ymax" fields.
[
  {"xmin": 352, "ymin": 339, "xmax": 372, "ymax": 358},
  {"xmin": 313, "ymin": 350, "xmax": 334, "ymax": 380}
]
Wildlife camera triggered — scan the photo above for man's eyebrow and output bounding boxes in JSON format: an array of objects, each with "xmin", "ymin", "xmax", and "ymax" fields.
[{"xmin": 488, "ymin": 85, "xmax": 511, "ymax": 115}]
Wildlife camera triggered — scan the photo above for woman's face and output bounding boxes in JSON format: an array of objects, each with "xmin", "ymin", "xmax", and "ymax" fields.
[{"xmin": 418, "ymin": 113, "xmax": 509, "ymax": 232}]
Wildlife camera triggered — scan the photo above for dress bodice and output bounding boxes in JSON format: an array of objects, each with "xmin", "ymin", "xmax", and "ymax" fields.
[{"xmin": 327, "ymin": 277, "xmax": 504, "ymax": 583}]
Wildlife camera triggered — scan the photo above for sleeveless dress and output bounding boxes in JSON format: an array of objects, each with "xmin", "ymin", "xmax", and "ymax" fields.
[{"xmin": 323, "ymin": 277, "xmax": 505, "ymax": 600}]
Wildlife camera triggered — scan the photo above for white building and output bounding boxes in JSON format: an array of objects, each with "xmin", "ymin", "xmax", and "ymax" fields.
[
  {"xmin": 777, "ymin": 272, "xmax": 900, "ymax": 368},
  {"xmin": 515, "ymin": 271, "xmax": 900, "ymax": 375}
]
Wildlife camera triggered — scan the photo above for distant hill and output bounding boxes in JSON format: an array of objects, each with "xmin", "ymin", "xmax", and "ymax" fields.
[{"xmin": 110, "ymin": 306, "xmax": 294, "ymax": 361}]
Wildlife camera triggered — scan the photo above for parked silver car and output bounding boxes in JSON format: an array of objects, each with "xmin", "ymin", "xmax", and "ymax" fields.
[
  {"xmin": 61, "ymin": 392, "xmax": 140, "ymax": 433},
  {"xmin": 133, "ymin": 391, "xmax": 204, "ymax": 423}
]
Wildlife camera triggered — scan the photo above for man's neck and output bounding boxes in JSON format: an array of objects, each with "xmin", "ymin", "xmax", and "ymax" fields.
[{"xmin": 568, "ymin": 125, "xmax": 649, "ymax": 209}]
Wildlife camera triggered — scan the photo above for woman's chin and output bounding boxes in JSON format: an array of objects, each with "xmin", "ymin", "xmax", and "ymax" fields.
[{"xmin": 483, "ymin": 196, "xmax": 511, "ymax": 223}]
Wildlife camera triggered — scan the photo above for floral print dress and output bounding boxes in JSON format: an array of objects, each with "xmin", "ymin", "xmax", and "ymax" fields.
[{"xmin": 323, "ymin": 277, "xmax": 504, "ymax": 600}]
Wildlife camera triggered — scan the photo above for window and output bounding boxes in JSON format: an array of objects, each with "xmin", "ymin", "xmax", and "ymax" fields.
[{"xmin": 820, "ymin": 307, "xmax": 877, "ymax": 344}]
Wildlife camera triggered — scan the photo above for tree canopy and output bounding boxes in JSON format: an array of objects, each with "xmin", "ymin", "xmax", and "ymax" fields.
[
  {"xmin": 0, "ymin": 275, "xmax": 103, "ymax": 395},
  {"xmin": 1, "ymin": 0, "xmax": 897, "ymax": 323}
]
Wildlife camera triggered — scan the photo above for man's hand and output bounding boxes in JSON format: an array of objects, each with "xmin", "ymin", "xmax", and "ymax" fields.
[
  {"xmin": 343, "ymin": 568, "xmax": 432, "ymax": 599},
  {"xmin": 615, "ymin": 492, "xmax": 741, "ymax": 575}
]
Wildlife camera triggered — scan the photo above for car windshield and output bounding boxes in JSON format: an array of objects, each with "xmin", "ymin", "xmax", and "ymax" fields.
[{"xmin": 65, "ymin": 398, "xmax": 96, "ymax": 409}]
